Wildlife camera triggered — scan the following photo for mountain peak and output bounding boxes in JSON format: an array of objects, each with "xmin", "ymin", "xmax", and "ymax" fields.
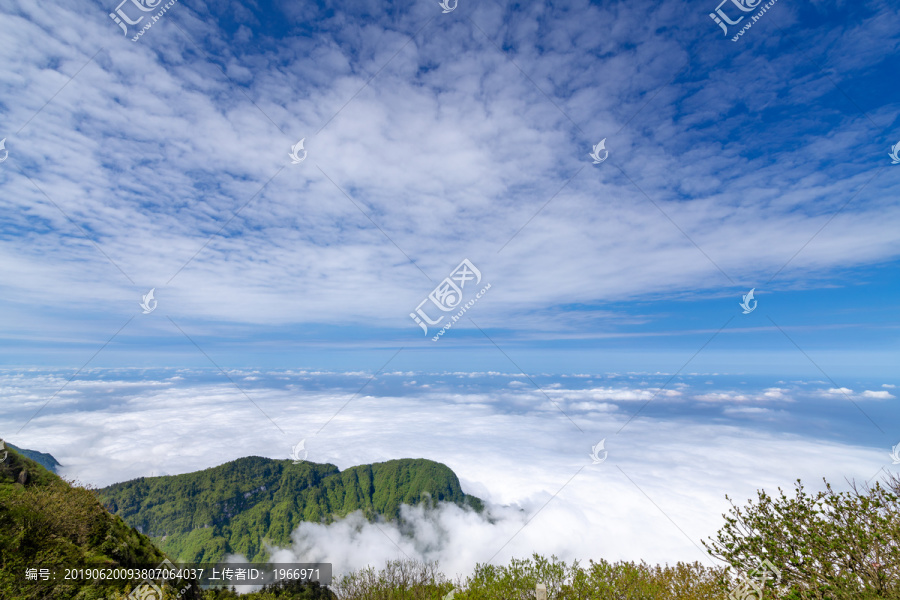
[{"xmin": 98, "ymin": 456, "xmax": 482, "ymax": 563}]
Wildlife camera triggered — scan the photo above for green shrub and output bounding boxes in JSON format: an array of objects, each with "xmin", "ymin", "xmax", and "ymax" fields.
[
  {"xmin": 332, "ymin": 558, "xmax": 450, "ymax": 600},
  {"xmin": 328, "ymin": 555, "xmax": 728, "ymax": 600},
  {"xmin": 704, "ymin": 475, "xmax": 900, "ymax": 600}
]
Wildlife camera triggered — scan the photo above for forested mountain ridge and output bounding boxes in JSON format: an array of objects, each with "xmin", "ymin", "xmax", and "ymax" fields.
[
  {"xmin": 6, "ymin": 441, "xmax": 62, "ymax": 473},
  {"xmin": 98, "ymin": 457, "xmax": 483, "ymax": 563}
]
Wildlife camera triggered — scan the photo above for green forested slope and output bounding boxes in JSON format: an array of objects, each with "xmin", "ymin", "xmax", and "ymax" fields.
[
  {"xmin": 98, "ymin": 457, "xmax": 483, "ymax": 563},
  {"xmin": 0, "ymin": 445, "xmax": 186, "ymax": 600}
]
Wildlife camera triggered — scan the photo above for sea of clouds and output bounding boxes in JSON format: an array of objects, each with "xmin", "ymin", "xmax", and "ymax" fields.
[{"xmin": 3, "ymin": 370, "xmax": 897, "ymax": 578}]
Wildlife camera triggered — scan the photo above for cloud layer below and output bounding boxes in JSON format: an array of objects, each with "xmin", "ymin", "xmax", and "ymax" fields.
[{"xmin": 3, "ymin": 370, "xmax": 896, "ymax": 574}]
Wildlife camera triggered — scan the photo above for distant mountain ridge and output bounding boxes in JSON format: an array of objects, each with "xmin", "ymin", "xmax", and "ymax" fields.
[
  {"xmin": 6, "ymin": 442, "xmax": 62, "ymax": 474},
  {"xmin": 98, "ymin": 456, "xmax": 483, "ymax": 563}
]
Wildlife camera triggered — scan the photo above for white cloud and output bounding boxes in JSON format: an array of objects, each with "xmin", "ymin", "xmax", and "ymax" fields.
[
  {"xmin": 827, "ymin": 387, "xmax": 854, "ymax": 395},
  {"xmin": 722, "ymin": 406, "xmax": 773, "ymax": 416},
  {"xmin": 862, "ymin": 390, "xmax": 895, "ymax": 399},
  {"xmin": 695, "ymin": 387, "xmax": 794, "ymax": 404},
  {"xmin": 1, "ymin": 0, "xmax": 899, "ymax": 340},
  {"xmin": 695, "ymin": 392, "xmax": 750, "ymax": 403},
  {"xmin": 554, "ymin": 386, "xmax": 681, "ymax": 402},
  {"xmin": 565, "ymin": 401, "xmax": 617, "ymax": 413},
  {"xmin": 265, "ymin": 502, "xmax": 537, "ymax": 579}
]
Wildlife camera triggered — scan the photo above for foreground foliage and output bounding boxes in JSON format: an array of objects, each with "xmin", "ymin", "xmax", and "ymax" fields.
[
  {"xmin": 330, "ymin": 556, "xmax": 730, "ymax": 600},
  {"xmin": 204, "ymin": 579, "xmax": 336, "ymax": 600},
  {"xmin": 705, "ymin": 475, "xmax": 900, "ymax": 600},
  {"xmin": 0, "ymin": 446, "xmax": 198, "ymax": 600}
]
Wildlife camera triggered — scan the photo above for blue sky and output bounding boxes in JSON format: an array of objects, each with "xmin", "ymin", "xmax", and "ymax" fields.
[
  {"xmin": 0, "ymin": 0, "xmax": 898, "ymax": 378},
  {"xmin": 1, "ymin": 0, "xmax": 899, "ymax": 575}
]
